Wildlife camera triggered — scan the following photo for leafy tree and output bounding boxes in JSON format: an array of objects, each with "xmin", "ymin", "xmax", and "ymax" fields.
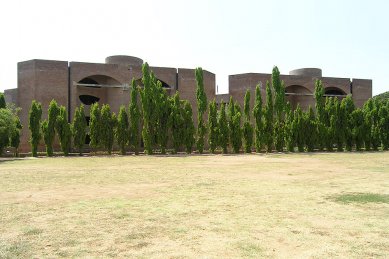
[
  {"xmin": 10, "ymin": 114, "xmax": 22, "ymax": 157},
  {"xmin": 129, "ymin": 79, "xmax": 141, "ymax": 155},
  {"xmin": 263, "ymin": 81, "xmax": 273, "ymax": 152},
  {"xmin": 100, "ymin": 104, "xmax": 116, "ymax": 154},
  {"xmin": 378, "ymin": 100, "xmax": 389, "ymax": 150},
  {"xmin": 29, "ymin": 100, "xmax": 42, "ymax": 157},
  {"xmin": 55, "ymin": 106, "xmax": 71, "ymax": 156},
  {"xmin": 218, "ymin": 101, "xmax": 229, "ymax": 154},
  {"xmin": 341, "ymin": 96, "xmax": 355, "ymax": 151},
  {"xmin": 243, "ymin": 89, "xmax": 253, "ymax": 153},
  {"xmin": 89, "ymin": 103, "xmax": 101, "ymax": 150},
  {"xmin": 72, "ymin": 104, "xmax": 87, "ymax": 155},
  {"xmin": 195, "ymin": 67, "xmax": 207, "ymax": 154},
  {"xmin": 208, "ymin": 99, "xmax": 218, "ymax": 153},
  {"xmin": 0, "ymin": 93, "xmax": 5, "ymax": 109},
  {"xmin": 182, "ymin": 100, "xmax": 195, "ymax": 154},
  {"xmin": 253, "ymin": 84, "xmax": 263, "ymax": 152},
  {"xmin": 169, "ymin": 92, "xmax": 184, "ymax": 154},
  {"xmin": 0, "ymin": 108, "xmax": 17, "ymax": 155},
  {"xmin": 116, "ymin": 105, "xmax": 129, "ymax": 155},
  {"xmin": 42, "ymin": 100, "xmax": 59, "ymax": 156}
]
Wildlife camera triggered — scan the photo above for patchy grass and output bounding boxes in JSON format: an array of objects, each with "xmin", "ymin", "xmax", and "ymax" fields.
[
  {"xmin": 0, "ymin": 152, "xmax": 388, "ymax": 258},
  {"xmin": 333, "ymin": 193, "xmax": 389, "ymax": 204}
]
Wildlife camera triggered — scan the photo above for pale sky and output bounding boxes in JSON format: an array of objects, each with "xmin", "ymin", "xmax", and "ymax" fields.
[{"xmin": 1, "ymin": 0, "xmax": 388, "ymax": 95}]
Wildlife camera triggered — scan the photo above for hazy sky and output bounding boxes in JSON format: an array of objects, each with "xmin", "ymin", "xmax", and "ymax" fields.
[{"xmin": 1, "ymin": 0, "xmax": 388, "ymax": 95}]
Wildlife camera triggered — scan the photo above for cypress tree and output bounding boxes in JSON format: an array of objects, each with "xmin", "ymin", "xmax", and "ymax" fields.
[
  {"xmin": 253, "ymin": 84, "xmax": 263, "ymax": 152},
  {"xmin": 263, "ymin": 81, "xmax": 273, "ymax": 152},
  {"xmin": 218, "ymin": 101, "xmax": 229, "ymax": 154},
  {"xmin": 129, "ymin": 79, "xmax": 141, "ymax": 155},
  {"xmin": 29, "ymin": 100, "xmax": 42, "ymax": 157},
  {"xmin": 324, "ymin": 97, "xmax": 335, "ymax": 152},
  {"xmin": 0, "ymin": 93, "xmax": 5, "ymax": 109},
  {"xmin": 272, "ymin": 67, "xmax": 286, "ymax": 152},
  {"xmin": 208, "ymin": 99, "xmax": 218, "ymax": 154},
  {"xmin": 243, "ymin": 89, "xmax": 253, "ymax": 153},
  {"xmin": 334, "ymin": 98, "xmax": 346, "ymax": 152},
  {"xmin": 182, "ymin": 100, "xmax": 195, "ymax": 154},
  {"xmin": 314, "ymin": 80, "xmax": 326, "ymax": 150},
  {"xmin": 351, "ymin": 108, "xmax": 365, "ymax": 151},
  {"xmin": 156, "ymin": 80, "xmax": 170, "ymax": 154},
  {"xmin": 341, "ymin": 96, "xmax": 355, "ymax": 151},
  {"xmin": 228, "ymin": 96, "xmax": 235, "ymax": 150},
  {"xmin": 284, "ymin": 102, "xmax": 295, "ymax": 152},
  {"xmin": 89, "ymin": 102, "xmax": 101, "ymax": 150},
  {"xmin": 293, "ymin": 105, "xmax": 305, "ymax": 152},
  {"xmin": 170, "ymin": 92, "xmax": 184, "ymax": 154},
  {"xmin": 42, "ymin": 100, "xmax": 59, "ymax": 156},
  {"xmin": 55, "ymin": 106, "xmax": 71, "ymax": 156},
  {"xmin": 100, "ymin": 104, "xmax": 116, "ymax": 154},
  {"xmin": 195, "ymin": 67, "xmax": 207, "ymax": 154},
  {"xmin": 72, "ymin": 104, "xmax": 87, "ymax": 155},
  {"xmin": 305, "ymin": 106, "xmax": 316, "ymax": 152},
  {"xmin": 140, "ymin": 63, "xmax": 155, "ymax": 155},
  {"xmin": 230, "ymin": 101, "xmax": 242, "ymax": 154},
  {"xmin": 116, "ymin": 105, "xmax": 129, "ymax": 155}
]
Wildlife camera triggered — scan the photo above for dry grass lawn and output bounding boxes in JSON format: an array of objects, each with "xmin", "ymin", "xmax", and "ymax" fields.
[{"xmin": 0, "ymin": 152, "xmax": 388, "ymax": 258}]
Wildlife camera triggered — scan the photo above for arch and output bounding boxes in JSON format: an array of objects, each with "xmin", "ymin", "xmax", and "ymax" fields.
[
  {"xmin": 77, "ymin": 74, "xmax": 121, "ymax": 88},
  {"xmin": 79, "ymin": 95, "xmax": 100, "ymax": 105},
  {"xmin": 324, "ymin": 87, "xmax": 346, "ymax": 96},
  {"xmin": 285, "ymin": 85, "xmax": 312, "ymax": 94},
  {"xmin": 285, "ymin": 85, "xmax": 313, "ymax": 110},
  {"xmin": 134, "ymin": 78, "xmax": 172, "ymax": 89}
]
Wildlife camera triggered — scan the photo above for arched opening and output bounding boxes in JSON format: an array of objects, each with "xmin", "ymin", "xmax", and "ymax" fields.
[
  {"xmin": 134, "ymin": 78, "xmax": 172, "ymax": 89},
  {"xmin": 285, "ymin": 85, "xmax": 313, "ymax": 110},
  {"xmin": 324, "ymin": 87, "xmax": 346, "ymax": 96},
  {"xmin": 79, "ymin": 95, "xmax": 100, "ymax": 105}
]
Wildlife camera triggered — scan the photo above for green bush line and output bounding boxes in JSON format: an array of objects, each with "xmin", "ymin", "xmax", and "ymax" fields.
[{"xmin": 1, "ymin": 65, "xmax": 389, "ymax": 157}]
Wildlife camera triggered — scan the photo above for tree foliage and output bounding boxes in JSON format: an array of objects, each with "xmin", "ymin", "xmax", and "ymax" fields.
[
  {"xmin": 89, "ymin": 103, "xmax": 101, "ymax": 150},
  {"xmin": 129, "ymin": 79, "xmax": 141, "ymax": 155},
  {"xmin": 56, "ymin": 106, "xmax": 71, "ymax": 156},
  {"xmin": 253, "ymin": 84, "xmax": 263, "ymax": 152},
  {"xmin": 195, "ymin": 67, "xmax": 207, "ymax": 154},
  {"xmin": 208, "ymin": 99, "xmax": 218, "ymax": 153},
  {"xmin": 42, "ymin": 100, "xmax": 59, "ymax": 156},
  {"xmin": 182, "ymin": 100, "xmax": 195, "ymax": 154},
  {"xmin": 100, "ymin": 104, "xmax": 116, "ymax": 154},
  {"xmin": 116, "ymin": 105, "xmax": 129, "ymax": 155},
  {"xmin": 263, "ymin": 81, "xmax": 273, "ymax": 152},
  {"xmin": 218, "ymin": 101, "xmax": 229, "ymax": 154},
  {"xmin": 72, "ymin": 104, "xmax": 87, "ymax": 155},
  {"xmin": 29, "ymin": 100, "xmax": 42, "ymax": 157},
  {"xmin": 243, "ymin": 89, "xmax": 253, "ymax": 153},
  {"xmin": 0, "ymin": 93, "xmax": 5, "ymax": 109}
]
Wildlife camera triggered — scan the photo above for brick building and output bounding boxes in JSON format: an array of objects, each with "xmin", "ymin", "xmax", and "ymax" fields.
[{"xmin": 4, "ymin": 55, "xmax": 372, "ymax": 152}]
